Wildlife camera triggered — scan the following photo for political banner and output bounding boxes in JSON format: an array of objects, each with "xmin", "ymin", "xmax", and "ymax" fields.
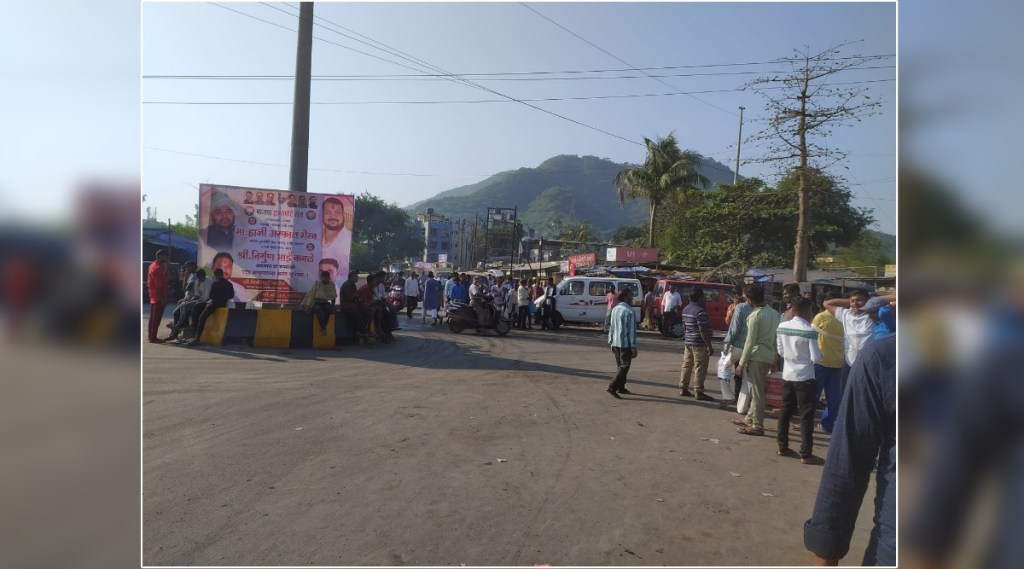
[
  {"xmin": 197, "ymin": 184, "xmax": 354, "ymax": 305},
  {"xmin": 567, "ymin": 252, "xmax": 596, "ymax": 269}
]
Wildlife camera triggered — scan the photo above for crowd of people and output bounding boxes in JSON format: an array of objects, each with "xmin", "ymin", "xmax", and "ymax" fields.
[{"xmin": 606, "ymin": 281, "xmax": 897, "ymax": 565}]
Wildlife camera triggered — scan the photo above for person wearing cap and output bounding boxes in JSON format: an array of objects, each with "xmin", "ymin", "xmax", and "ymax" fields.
[
  {"xmin": 824, "ymin": 291, "xmax": 897, "ymax": 388},
  {"xmin": 864, "ymin": 295, "xmax": 896, "ymax": 342},
  {"xmin": 201, "ymin": 190, "xmax": 237, "ymax": 250}
]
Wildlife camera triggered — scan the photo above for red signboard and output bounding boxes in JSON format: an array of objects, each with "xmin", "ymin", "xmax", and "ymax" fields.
[
  {"xmin": 606, "ymin": 247, "xmax": 659, "ymax": 263},
  {"xmin": 567, "ymin": 252, "xmax": 596, "ymax": 268}
]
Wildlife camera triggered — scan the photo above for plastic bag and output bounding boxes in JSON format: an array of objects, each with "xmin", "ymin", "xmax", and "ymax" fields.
[
  {"xmin": 717, "ymin": 350, "xmax": 734, "ymax": 401},
  {"xmin": 717, "ymin": 350, "xmax": 734, "ymax": 381}
]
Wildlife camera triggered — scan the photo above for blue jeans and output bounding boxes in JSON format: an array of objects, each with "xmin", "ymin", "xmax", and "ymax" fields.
[{"xmin": 814, "ymin": 364, "xmax": 843, "ymax": 433}]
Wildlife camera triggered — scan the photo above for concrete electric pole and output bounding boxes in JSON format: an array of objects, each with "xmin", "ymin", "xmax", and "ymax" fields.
[
  {"xmin": 289, "ymin": 2, "xmax": 314, "ymax": 193},
  {"xmin": 733, "ymin": 106, "xmax": 745, "ymax": 185}
]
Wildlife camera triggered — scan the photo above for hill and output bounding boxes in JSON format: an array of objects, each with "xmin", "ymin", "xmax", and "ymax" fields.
[{"xmin": 404, "ymin": 154, "xmax": 737, "ymax": 239}]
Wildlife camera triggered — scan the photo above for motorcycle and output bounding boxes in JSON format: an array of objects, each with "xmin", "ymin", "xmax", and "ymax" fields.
[{"xmin": 446, "ymin": 295, "xmax": 512, "ymax": 335}]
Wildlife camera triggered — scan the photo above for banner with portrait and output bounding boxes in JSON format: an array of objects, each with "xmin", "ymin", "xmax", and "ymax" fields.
[{"xmin": 197, "ymin": 184, "xmax": 355, "ymax": 304}]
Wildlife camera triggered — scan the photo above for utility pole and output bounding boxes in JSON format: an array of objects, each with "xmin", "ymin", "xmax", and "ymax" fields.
[
  {"xmin": 510, "ymin": 206, "xmax": 517, "ymax": 271},
  {"xmin": 733, "ymin": 106, "xmax": 745, "ymax": 185},
  {"xmin": 289, "ymin": 2, "xmax": 314, "ymax": 193}
]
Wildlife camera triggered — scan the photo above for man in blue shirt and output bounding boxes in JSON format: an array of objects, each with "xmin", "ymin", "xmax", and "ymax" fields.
[
  {"xmin": 804, "ymin": 334, "xmax": 896, "ymax": 565},
  {"xmin": 722, "ymin": 289, "xmax": 753, "ymax": 409},
  {"xmin": 606, "ymin": 288, "xmax": 638, "ymax": 399}
]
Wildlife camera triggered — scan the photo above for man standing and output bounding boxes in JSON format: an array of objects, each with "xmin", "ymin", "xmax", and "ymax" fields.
[
  {"xmin": 862, "ymin": 295, "xmax": 897, "ymax": 341},
  {"xmin": 781, "ymin": 282, "xmax": 803, "ymax": 322},
  {"xmin": 642, "ymin": 286, "xmax": 656, "ymax": 330},
  {"xmin": 516, "ymin": 279, "xmax": 531, "ymax": 329},
  {"xmin": 422, "ymin": 272, "xmax": 443, "ymax": 325},
  {"xmin": 804, "ymin": 335, "xmax": 896, "ymax": 565},
  {"xmin": 302, "ymin": 270, "xmax": 338, "ymax": 335},
  {"xmin": 734, "ymin": 284, "xmax": 780, "ymax": 436},
  {"xmin": 606, "ymin": 288, "xmax": 638, "ymax": 399},
  {"xmin": 679, "ymin": 288, "xmax": 716, "ymax": 401},
  {"xmin": 812, "ymin": 291, "xmax": 845, "ymax": 434},
  {"xmin": 147, "ymin": 250, "xmax": 170, "ymax": 343},
  {"xmin": 404, "ymin": 271, "xmax": 421, "ymax": 319},
  {"xmin": 721, "ymin": 288, "xmax": 753, "ymax": 409},
  {"xmin": 775, "ymin": 297, "xmax": 824, "ymax": 464},
  {"xmin": 187, "ymin": 268, "xmax": 235, "ymax": 347},
  {"xmin": 661, "ymin": 284, "xmax": 682, "ymax": 337},
  {"xmin": 540, "ymin": 276, "xmax": 557, "ymax": 330},
  {"xmin": 824, "ymin": 291, "xmax": 894, "ymax": 389}
]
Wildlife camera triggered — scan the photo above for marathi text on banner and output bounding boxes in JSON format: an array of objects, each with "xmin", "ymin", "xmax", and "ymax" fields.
[{"xmin": 197, "ymin": 184, "xmax": 354, "ymax": 304}]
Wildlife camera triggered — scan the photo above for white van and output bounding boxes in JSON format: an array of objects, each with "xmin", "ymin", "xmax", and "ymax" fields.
[{"xmin": 551, "ymin": 276, "xmax": 642, "ymax": 327}]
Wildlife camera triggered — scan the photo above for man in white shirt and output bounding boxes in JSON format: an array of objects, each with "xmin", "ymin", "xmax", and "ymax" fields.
[
  {"xmin": 824, "ymin": 290, "xmax": 875, "ymax": 388},
  {"xmin": 661, "ymin": 285, "xmax": 682, "ymax": 337},
  {"xmin": 776, "ymin": 297, "xmax": 823, "ymax": 464},
  {"xmin": 404, "ymin": 271, "xmax": 421, "ymax": 319}
]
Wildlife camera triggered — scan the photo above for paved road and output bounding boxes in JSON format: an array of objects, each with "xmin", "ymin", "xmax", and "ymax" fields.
[{"xmin": 143, "ymin": 308, "xmax": 872, "ymax": 566}]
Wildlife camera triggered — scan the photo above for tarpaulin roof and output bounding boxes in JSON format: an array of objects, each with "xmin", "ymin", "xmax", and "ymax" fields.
[
  {"xmin": 607, "ymin": 266, "xmax": 652, "ymax": 276},
  {"xmin": 143, "ymin": 229, "xmax": 198, "ymax": 258}
]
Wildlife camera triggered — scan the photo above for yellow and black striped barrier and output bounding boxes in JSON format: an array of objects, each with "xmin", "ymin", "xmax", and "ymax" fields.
[{"xmin": 198, "ymin": 308, "xmax": 361, "ymax": 348}]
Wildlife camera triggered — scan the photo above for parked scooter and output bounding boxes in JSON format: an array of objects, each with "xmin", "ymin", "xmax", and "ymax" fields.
[{"xmin": 446, "ymin": 295, "xmax": 511, "ymax": 335}]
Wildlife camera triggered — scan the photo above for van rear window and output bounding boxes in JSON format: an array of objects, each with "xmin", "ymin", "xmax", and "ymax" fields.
[{"xmin": 589, "ymin": 281, "xmax": 614, "ymax": 296}]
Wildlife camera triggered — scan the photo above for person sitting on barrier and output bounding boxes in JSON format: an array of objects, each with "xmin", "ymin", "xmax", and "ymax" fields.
[
  {"xmin": 186, "ymin": 268, "xmax": 234, "ymax": 347},
  {"xmin": 338, "ymin": 270, "xmax": 367, "ymax": 334},
  {"xmin": 167, "ymin": 269, "xmax": 210, "ymax": 341},
  {"xmin": 302, "ymin": 270, "xmax": 338, "ymax": 335},
  {"xmin": 386, "ymin": 279, "xmax": 404, "ymax": 330},
  {"xmin": 358, "ymin": 273, "xmax": 388, "ymax": 337}
]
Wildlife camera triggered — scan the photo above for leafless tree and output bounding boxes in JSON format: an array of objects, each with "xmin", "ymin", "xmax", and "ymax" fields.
[{"xmin": 745, "ymin": 42, "xmax": 888, "ymax": 281}]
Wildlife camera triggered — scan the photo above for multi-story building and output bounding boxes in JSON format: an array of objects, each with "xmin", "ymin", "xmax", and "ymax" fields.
[{"xmin": 414, "ymin": 209, "xmax": 453, "ymax": 265}]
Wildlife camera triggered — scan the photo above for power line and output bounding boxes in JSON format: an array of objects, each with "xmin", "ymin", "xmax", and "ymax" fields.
[
  {"xmin": 221, "ymin": 2, "xmax": 643, "ymax": 147},
  {"xmin": 143, "ymin": 66, "xmax": 895, "ymax": 81},
  {"xmin": 142, "ymin": 79, "xmax": 894, "ymax": 105},
  {"xmin": 520, "ymin": 2, "xmax": 739, "ymax": 117}
]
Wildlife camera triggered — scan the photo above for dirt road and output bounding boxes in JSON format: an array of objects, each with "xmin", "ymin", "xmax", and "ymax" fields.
[{"xmin": 143, "ymin": 312, "xmax": 872, "ymax": 565}]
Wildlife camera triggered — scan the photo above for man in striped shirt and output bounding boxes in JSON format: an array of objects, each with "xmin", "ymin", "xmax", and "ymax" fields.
[
  {"xmin": 679, "ymin": 288, "xmax": 716, "ymax": 401},
  {"xmin": 606, "ymin": 288, "xmax": 638, "ymax": 399},
  {"xmin": 776, "ymin": 297, "xmax": 824, "ymax": 464}
]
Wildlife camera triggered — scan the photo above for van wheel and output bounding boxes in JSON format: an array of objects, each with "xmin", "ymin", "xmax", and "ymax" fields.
[
  {"xmin": 448, "ymin": 320, "xmax": 465, "ymax": 334},
  {"xmin": 669, "ymin": 321, "xmax": 685, "ymax": 338},
  {"xmin": 495, "ymin": 319, "xmax": 511, "ymax": 336},
  {"xmin": 550, "ymin": 311, "xmax": 563, "ymax": 330}
]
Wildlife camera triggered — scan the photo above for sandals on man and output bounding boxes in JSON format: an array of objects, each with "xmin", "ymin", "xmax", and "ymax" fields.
[
  {"xmin": 736, "ymin": 426, "xmax": 764, "ymax": 436},
  {"xmin": 731, "ymin": 418, "xmax": 751, "ymax": 428}
]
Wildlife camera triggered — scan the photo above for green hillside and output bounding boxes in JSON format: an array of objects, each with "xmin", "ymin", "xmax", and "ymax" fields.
[{"xmin": 404, "ymin": 154, "xmax": 737, "ymax": 239}]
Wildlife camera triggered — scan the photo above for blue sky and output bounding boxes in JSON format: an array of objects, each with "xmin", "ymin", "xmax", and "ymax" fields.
[{"xmin": 141, "ymin": 2, "xmax": 896, "ymax": 234}]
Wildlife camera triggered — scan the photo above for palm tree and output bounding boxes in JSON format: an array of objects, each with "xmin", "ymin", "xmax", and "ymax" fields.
[{"xmin": 613, "ymin": 134, "xmax": 709, "ymax": 248}]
